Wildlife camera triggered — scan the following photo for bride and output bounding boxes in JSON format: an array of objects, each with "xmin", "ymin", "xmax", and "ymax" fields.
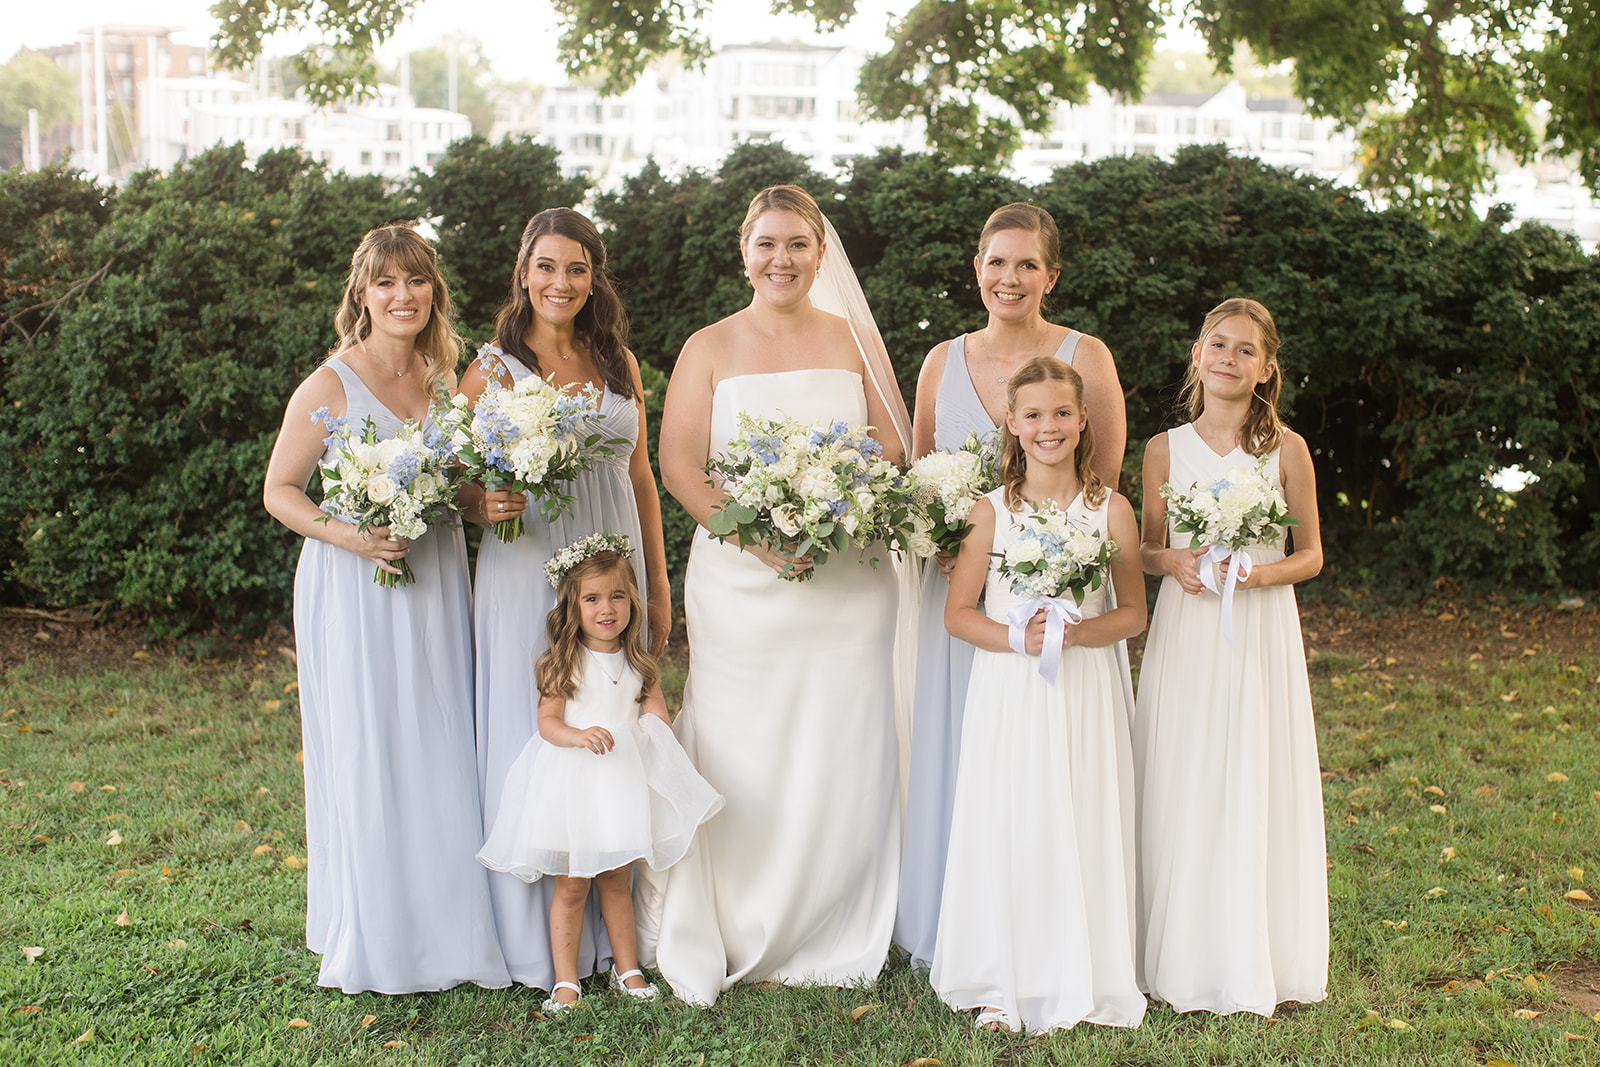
[{"xmin": 644, "ymin": 185, "xmax": 912, "ymax": 1005}]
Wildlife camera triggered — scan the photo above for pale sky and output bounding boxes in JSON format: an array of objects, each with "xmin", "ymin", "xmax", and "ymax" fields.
[{"xmin": 3, "ymin": 1, "xmax": 914, "ymax": 83}]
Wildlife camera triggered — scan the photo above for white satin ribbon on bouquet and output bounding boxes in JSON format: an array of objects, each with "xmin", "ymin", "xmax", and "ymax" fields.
[
  {"xmin": 1005, "ymin": 596, "xmax": 1084, "ymax": 686},
  {"xmin": 1198, "ymin": 544, "xmax": 1252, "ymax": 644}
]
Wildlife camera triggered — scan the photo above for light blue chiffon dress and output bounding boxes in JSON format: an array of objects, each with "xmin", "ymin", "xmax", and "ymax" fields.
[
  {"xmin": 894, "ymin": 330, "xmax": 1082, "ymax": 969},
  {"xmin": 471, "ymin": 344, "xmax": 649, "ymax": 989},
  {"xmin": 294, "ymin": 359, "xmax": 510, "ymax": 994}
]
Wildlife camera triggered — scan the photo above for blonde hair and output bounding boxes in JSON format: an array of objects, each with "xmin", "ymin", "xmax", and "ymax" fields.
[
  {"xmin": 332, "ymin": 223, "xmax": 460, "ymax": 397},
  {"xmin": 999, "ymin": 356, "xmax": 1106, "ymax": 512},
  {"xmin": 1180, "ymin": 297, "xmax": 1285, "ymax": 457},
  {"xmin": 739, "ymin": 185, "xmax": 826, "ymax": 247},
  {"xmin": 535, "ymin": 550, "xmax": 658, "ymax": 704}
]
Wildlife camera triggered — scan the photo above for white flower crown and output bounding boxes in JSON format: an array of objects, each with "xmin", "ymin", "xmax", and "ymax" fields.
[{"xmin": 543, "ymin": 531, "xmax": 633, "ymax": 589}]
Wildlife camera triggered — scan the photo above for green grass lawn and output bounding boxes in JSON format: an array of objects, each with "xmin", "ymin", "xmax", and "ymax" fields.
[{"xmin": 1, "ymin": 643, "xmax": 1596, "ymax": 1065}]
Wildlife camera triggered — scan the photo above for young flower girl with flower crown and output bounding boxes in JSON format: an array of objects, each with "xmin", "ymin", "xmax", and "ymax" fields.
[
  {"xmin": 477, "ymin": 533, "xmax": 722, "ymax": 1012},
  {"xmin": 1134, "ymin": 297, "xmax": 1327, "ymax": 1015},
  {"xmin": 932, "ymin": 356, "xmax": 1147, "ymax": 1034}
]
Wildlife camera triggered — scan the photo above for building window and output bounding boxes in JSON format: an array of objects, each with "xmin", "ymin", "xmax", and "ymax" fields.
[
  {"xmin": 386, "ymin": 123, "xmax": 401, "ymax": 141},
  {"xmin": 1269, "ymin": 119, "xmax": 1283, "ymax": 139},
  {"xmin": 751, "ymin": 96, "xmax": 815, "ymax": 120},
  {"xmin": 1184, "ymin": 116, "xmax": 1197, "ymax": 135},
  {"xmin": 360, "ymin": 150, "xmax": 373, "ymax": 166},
  {"xmin": 1133, "ymin": 113, "xmax": 1158, "ymax": 135},
  {"xmin": 383, "ymin": 151, "xmax": 400, "ymax": 166},
  {"xmin": 1208, "ymin": 119, "xmax": 1233, "ymax": 139},
  {"xmin": 1298, "ymin": 120, "xmax": 1315, "ymax": 141},
  {"xmin": 611, "ymin": 104, "xmax": 626, "ymax": 119}
]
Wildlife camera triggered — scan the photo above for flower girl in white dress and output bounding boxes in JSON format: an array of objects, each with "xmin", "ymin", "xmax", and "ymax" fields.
[
  {"xmin": 477, "ymin": 533, "xmax": 722, "ymax": 1011},
  {"xmin": 932, "ymin": 356, "xmax": 1147, "ymax": 1034},
  {"xmin": 1134, "ymin": 298, "xmax": 1326, "ymax": 1015}
]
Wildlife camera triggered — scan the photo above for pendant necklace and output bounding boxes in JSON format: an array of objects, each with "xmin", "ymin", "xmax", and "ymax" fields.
[
  {"xmin": 587, "ymin": 648, "xmax": 625, "ymax": 686},
  {"xmin": 979, "ymin": 326, "xmax": 1051, "ymax": 382},
  {"xmin": 360, "ymin": 338, "xmax": 407, "ymax": 377}
]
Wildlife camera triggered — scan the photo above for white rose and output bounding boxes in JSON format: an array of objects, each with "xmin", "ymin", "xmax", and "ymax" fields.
[
  {"xmin": 1005, "ymin": 538, "xmax": 1044, "ymax": 565},
  {"xmin": 771, "ymin": 503, "xmax": 801, "ymax": 537},
  {"xmin": 854, "ymin": 490, "xmax": 876, "ymax": 515},
  {"xmin": 366, "ymin": 473, "xmax": 397, "ymax": 505},
  {"xmin": 841, "ymin": 513, "xmax": 860, "ymax": 536},
  {"xmin": 795, "ymin": 467, "xmax": 839, "ymax": 501},
  {"xmin": 909, "ymin": 532, "xmax": 938, "ymax": 558}
]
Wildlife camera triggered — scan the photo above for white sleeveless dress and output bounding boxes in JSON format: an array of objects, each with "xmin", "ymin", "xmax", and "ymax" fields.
[
  {"xmin": 471, "ymin": 344, "xmax": 649, "ymax": 987},
  {"xmin": 1134, "ymin": 423, "xmax": 1328, "ymax": 1014},
  {"xmin": 477, "ymin": 652, "xmax": 723, "ymax": 880},
  {"xmin": 640, "ymin": 368, "xmax": 901, "ymax": 1006},
  {"xmin": 895, "ymin": 331, "xmax": 1084, "ymax": 969},
  {"xmin": 294, "ymin": 359, "xmax": 509, "ymax": 993},
  {"xmin": 931, "ymin": 486, "xmax": 1144, "ymax": 1033}
]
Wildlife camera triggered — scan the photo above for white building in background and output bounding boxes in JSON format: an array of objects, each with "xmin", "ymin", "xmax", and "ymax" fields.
[
  {"xmin": 539, "ymin": 42, "xmax": 924, "ymax": 181},
  {"xmin": 1012, "ymin": 83, "xmax": 1359, "ymax": 185},
  {"xmin": 38, "ymin": 25, "xmax": 471, "ymax": 180}
]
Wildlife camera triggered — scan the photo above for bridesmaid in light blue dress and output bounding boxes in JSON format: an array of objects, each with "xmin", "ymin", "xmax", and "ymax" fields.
[
  {"xmin": 896, "ymin": 204, "xmax": 1126, "ymax": 969},
  {"xmin": 458, "ymin": 208, "xmax": 671, "ymax": 991},
  {"xmin": 264, "ymin": 224, "xmax": 509, "ymax": 993}
]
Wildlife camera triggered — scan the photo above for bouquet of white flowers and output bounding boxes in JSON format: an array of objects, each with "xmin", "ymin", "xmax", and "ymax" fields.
[
  {"xmin": 705, "ymin": 413, "xmax": 910, "ymax": 582},
  {"xmin": 1159, "ymin": 456, "xmax": 1298, "ymax": 641},
  {"xmin": 900, "ymin": 431, "xmax": 1000, "ymax": 559},
  {"xmin": 994, "ymin": 498, "xmax": 1117, "ymax": 684},
  {"xmin": 442, "ymin": 375, "xmax": 623, "ymax": 542},
  {"xmin": 312, "ymin": 409, "xmax": 458, "ymax": 588},
  {"xmin": 1160, "ymin": 457, "xmax": 1297, "ymax": 554}
]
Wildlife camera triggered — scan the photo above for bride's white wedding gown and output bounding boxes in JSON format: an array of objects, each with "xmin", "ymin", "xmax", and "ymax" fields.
[{"xmin": 638, "ymin": 368, "xmax": 901, "ymax": 1006}]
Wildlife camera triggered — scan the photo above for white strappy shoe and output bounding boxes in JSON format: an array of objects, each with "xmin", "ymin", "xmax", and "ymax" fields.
[
  {"xmin": 541, "ymin": 981, "xmax": 582, "ymax": 1013},
  {"xmin": 610, "ymin": 967, "xmax": 659, "ymax": 1000}
]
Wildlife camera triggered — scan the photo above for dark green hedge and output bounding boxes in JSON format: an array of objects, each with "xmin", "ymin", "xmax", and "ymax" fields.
[{"xmin": 0, "ymin": 139, "xmax": 1594, "ymax": 633}]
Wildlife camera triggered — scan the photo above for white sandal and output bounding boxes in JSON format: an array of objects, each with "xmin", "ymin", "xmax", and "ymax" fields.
[
  {"xmin": 541, "ymin": 981, "xmax": 582, "ymax": 1013},
  {"xmin": 974, "ymin": 1007, "xmax": 1014, "ymax": 1033},
  {"xmin": 610, "ymin": 967, "xmax": 659, "ymax": 1000}
]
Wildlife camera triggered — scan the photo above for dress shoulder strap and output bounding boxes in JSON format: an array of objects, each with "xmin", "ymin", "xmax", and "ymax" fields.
[{"xmin": 1052, "ymin": 329, "xmax": 1083, "ymax": 366}]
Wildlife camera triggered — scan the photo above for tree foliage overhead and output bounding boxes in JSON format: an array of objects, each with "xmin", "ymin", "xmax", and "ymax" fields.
[{"xmin": 212, "ymin": 0, "xmax": 1600, "ymax": 222}]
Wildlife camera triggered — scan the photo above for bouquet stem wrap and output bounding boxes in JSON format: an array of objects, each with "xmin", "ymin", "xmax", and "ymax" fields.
[
  {"xmin": 1006, "ymin": 595, "xmax": 1085, "ymax": 685},
  {"xmin": 1198, "ymin": 544, "xmax": 1253, "ymax": 645}
]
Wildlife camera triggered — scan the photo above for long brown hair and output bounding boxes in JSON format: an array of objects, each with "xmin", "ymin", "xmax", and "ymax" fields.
[
  {"xmin": 977, "ymin": 202, "xmax": 1060, "ymax": 268},
  {"xmin": 1179, "ymin": 297, "xmax": 1285, "ymax": 457},
  {"xmin": 492, "ymin": 207, "xmax": 634, "ymax": 399},
  {"xmin": 331, "ymin": 223, "xmax": 460, "ymax": 397},
  {"xmin": 999, "ymin": 356, "xmax": 1106, "ymax": 513},
  {"xmin": 535, "ymin": 550, "xmax": 658, "ymax": 704}
]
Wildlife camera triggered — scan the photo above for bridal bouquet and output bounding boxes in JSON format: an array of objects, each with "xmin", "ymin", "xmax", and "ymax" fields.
[
  {"xmin": 705, "ymin": 413, "xmax": 909, "ymax": 582},
  {"xmin": 901, "ymin": 431, "xmax": 1000, "ymax": 559},
  {"xmin": 442, "ymin": 375, "xmax": 622, "ymax": 542},
  {"xmin": 996, "ymin": 499, "xmax": 1117, "ymax": 607},
  {"xmin": 1159, "ymin": 456, "xmax": 1297, "ymax": 552},
  {"xmin": 312, "ymin": 409, "xmax": 458, "ymax": 588}
]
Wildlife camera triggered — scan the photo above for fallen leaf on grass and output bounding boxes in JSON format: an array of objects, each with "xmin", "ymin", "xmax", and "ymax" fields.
[
  {"xmin": 1349, "ymin": 843, "xmax": 1376, "ymax": 856},
  {"xmin": 1566, "ymin": 1033, "xmax": 1591, "ymax": 1041},
  {"xmin": 295, "ymin": 751, "xmax": 304, "ymax": 767},
  {"xmin": 905, "ymin": 1059, "xmax": 940, "ymax": 1067},
  {"xmin": 12, "ymin": 1005, "xmax": 40, "ymax": 1015},
  {"xmin": 1514, "ymin": 1009, "xmax": 1542, "ymax": 1020},
  {"xmin": 1381, "ymin": 919, "xmax": 1408, "ymax": 929},
  {"xmin": 1570, "ymin": 867, "xmax": 1585, "ymax": 883},
  {"xmin": 1430, "ymin": 804, "xmax": 1448, "ymax": 814},
  {"xmin": 383, "ymin": 1041, "xmax": 405, "ymax": 1048},
  {"xmin": 848, "ymin": 1004, "xmax": 879, "ymax": 1021},
  {"xmin": 283, "ymin": 681, "xmax": 299, "ymax": 694},
  {"xmin": 21, "ymin": 946, "xmax": 43, "ymax": 963},
  {"xmin": 115, "ymin": 908, "xmax": 130, "ymax": 927},
  {"xmin": 1424, "ymin": 786, "xmax": 1445, "ymax": 796},
  {"xmin": 99, "ymin": 785, "xmax": 115, "ymax": 792},
  {"xmin": 360, "ymin": 1015, "xmax": 376, "ymax": 1029},
  {"xmin": 1500, "ymin": 690, "xmax": 1519, "ymax": 702},
  {"xmin": 1427, "ymin": 887, "xmax": 1448, "ymax": 898},
  {"xmin": 71, "ymin": 1028, "xmax": 92, "ymax": 1044},
  {"xmin": 1441, "ymin": 847, "xmax": 1458, "ymax": 862},
  {"xmin": 1485, "ymin": 1061, "xmax": 1516, "ymax": 1067},
  {"xmin": 283, "ymin": 855, "xmax": 305, "ymax": 871},
  {"xmin": 1440, "ymin": 980, "xmax": 1461, "ymax": 993},
  {"xmin": 132, "ymin": 650, "xmax": 149, "ymax": 660},
  {"xmin": 261, "ymin": 700, "xmax": 280, "ymax": 713},
  {"xmin": 167, "ymin": 939, "xmax": 186, "ymax": 949},
  {"xmin": 252, "ymin": 844, "xmax": 275, "ymax": 856},
  {"xmin": 1535, "ymin": 906, "xmax": 1554, "ymax": 919},
  {"xmin": 68, "ymin": 782, "xmax": 84, "ymax": 793},
  {"xmin": 105, "ymin": 830, "xmax": 122, "ymax": 846},
  {"xmin": 1565, "ymin": 890, "xmax": 1593, "ymax": 902},
  {"xmin": 287, "ymin": 1018, "xmax": 310, "ymax": 1028},
  {"xmin": 1522, "ymin": 975, "xmax": 1541, "ymax": 994},
  {"xmin": 1387, "ymin": 1019, "xmax": 1409, "ymax": 1029},
  {"xmin": 1546, "ymin": 771, "xmax": 1569, "ymax": 782}
]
